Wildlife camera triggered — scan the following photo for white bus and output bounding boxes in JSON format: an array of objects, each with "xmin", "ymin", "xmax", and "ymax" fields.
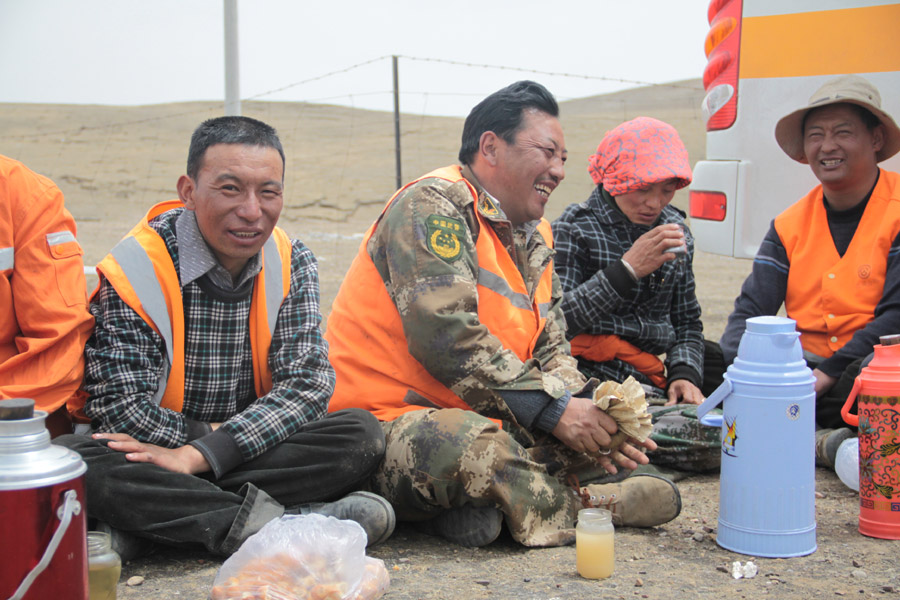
[{"xmin": 689, "ymin": 0, "xmax": 900, "ymax": 258}]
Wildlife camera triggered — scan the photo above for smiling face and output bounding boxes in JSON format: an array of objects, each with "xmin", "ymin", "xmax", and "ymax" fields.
[
  {"xmin": 613, "ymin": 178, "xmax": 679, "ymax": 226},
  {"xmin": 803, "ymin": 104, "xmax": 884, "ymax": 202},
  {"xmin": 487, "ymin": 109, "xmax": 566, "ymax": 225},
  {"xmin": 177, "ymin": 143, "xmax": 284, "ymax": 279}
]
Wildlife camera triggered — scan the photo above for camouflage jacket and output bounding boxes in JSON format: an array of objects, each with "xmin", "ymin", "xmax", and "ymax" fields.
[{"xmin": 367, "ymin": 166, "xmax": 588, "ymax": 441}]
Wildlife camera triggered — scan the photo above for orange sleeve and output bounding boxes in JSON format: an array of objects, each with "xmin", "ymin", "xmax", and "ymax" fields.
[{"xmin": 0, "ymin": 161, "xmax": 94, "ymax": 412}]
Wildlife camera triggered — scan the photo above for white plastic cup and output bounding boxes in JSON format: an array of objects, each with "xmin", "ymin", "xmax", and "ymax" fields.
[
  {"xmin": 669, "ymin": 223, "xmax": 687, "ymax": 256},
  {"xmin": 835, "ymin": 437, "xmax": 860, "ymax": 492}
]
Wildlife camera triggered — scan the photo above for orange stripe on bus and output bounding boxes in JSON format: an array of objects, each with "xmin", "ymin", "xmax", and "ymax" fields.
[{"xmin": 740, "ymin": 4, "xmax": 900, "ymax": 79}]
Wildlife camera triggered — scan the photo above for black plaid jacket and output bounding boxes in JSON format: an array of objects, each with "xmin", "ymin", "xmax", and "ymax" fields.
[{"xmin": 552, "ymin": 187, "xmax": 704, "ymax": 391}]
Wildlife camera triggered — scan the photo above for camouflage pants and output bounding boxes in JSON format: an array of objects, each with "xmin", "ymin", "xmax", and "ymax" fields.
[
  {"xmin": 645, "ymin": 403, "xmax": 722, "ymax": 472},
  {"xmin": 371, "ymin": 408, "xmax": 601, "ymax": 547}
]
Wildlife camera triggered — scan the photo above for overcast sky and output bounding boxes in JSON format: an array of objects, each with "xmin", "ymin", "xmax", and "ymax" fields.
[{"xmin": 0, "ymin": 0, "xmax": 712, "ymax": 116}]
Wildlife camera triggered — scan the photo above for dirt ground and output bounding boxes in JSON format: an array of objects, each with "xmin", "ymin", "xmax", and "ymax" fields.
[
  {"xmin": 3, "ymin": 93, "xmax": 899, "ymax": 598},
  {"xmin": 114, "ymin": 472, "xmax": 899, "ymax": 600}
]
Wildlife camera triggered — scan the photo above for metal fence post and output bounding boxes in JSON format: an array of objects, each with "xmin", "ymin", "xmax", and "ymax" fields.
[{"xmin": 393, "ymin": 55, "xmax": 401, "ymax": 190}]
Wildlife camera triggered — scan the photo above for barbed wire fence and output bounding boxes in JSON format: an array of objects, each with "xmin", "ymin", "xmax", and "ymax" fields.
[{"xmin": 2, "ymin": 54, "xmax": 705, "ymax": 308}]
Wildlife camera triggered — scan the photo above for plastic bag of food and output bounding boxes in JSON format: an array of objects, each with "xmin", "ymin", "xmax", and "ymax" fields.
[{"xmin": 209, "ymin": 514, "xmax": 389, "ymax": 600}]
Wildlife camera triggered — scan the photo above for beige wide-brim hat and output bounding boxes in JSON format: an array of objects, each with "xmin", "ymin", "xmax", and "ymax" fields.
[{"xmin": 774, "ymin": 74, "xmax": 900, "ymax": 164}]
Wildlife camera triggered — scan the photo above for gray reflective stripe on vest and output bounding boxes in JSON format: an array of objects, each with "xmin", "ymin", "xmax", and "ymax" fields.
[
  {"xmin": 46, "ymin": 230, "xmax": 76, "ymax": 246},
  {"xmin": 0, "ymin": 247, "xmax": 12, "ymax": 271},
  {"xmin": 537, "ymin": 301, "xmax": 550, "ymax": 318},
  {"xmin": 402, "ymin": 389, "xmax": 441, "ymax": 409},
  {"xmin": 110, "ymin": 236, "xmax": 174, "ymax": 360},
  {"xmin": 110, "ymin": 236, "xmax": 173, "ymax": 406},
  {"xmin": 261, "ymin": 235, "xmax": 283, "ymax": 336},
  {"xmin": 477, "ymin": 266, "xmax": 545, "ymax": 315}
]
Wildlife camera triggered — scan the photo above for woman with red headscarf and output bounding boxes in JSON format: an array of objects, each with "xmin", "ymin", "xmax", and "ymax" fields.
[{"xmin": 553, "ymin": 117, "xmax": 723, "ymax": 473}]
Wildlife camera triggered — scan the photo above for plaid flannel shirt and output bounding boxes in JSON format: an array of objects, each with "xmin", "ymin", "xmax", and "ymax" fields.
[
  {"xmin": 83, "ymin": 208, "xmax": 334, "ymax": 475},
  {"xmin": 552, "ymin": 186, "xmax": 704, "ymax": 390}
]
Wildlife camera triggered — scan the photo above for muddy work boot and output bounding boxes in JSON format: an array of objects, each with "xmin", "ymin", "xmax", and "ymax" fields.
[
  {"xmin": 815, "ymin": 427, "xmax": 856, "ymax": 469},
  {"xmin": 296, "ymin": 491, "xmax": 396, "ymax": 547},
  {"xmin": 580, "ymin": 474, "xmax": 682, "ymax": 528},
  {"xmin": 416, "ymin": 505, "xmax": 504, "ymax": 547}
]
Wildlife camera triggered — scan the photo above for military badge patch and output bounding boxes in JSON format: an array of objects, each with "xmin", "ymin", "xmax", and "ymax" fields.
[
  {"xmin": 426, "ymin": 214, "xmax": 463, "ymax": 262},
  {"xmin": 479, "ymin": 194, "xmax": 501, "ymax": 217}
]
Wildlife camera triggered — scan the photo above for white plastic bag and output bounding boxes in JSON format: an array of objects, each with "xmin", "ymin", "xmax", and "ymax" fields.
[
  {"xmin": 835, "ymin": 437, "xmax": 860, "ymax": 492},
  {"xmin": 209, "ymin": 514, "xmax": 389, "ymax": 600}
]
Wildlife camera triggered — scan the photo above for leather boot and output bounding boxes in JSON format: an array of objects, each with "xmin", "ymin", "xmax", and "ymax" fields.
[
  {"xmin": 295, "ymin": 491, "xmax": 396, "ymax": 547},
  {"xmin": 582, "ymin": 474, "xmax": 682, "ymax": 528},
  {"xmin": 815, "ymin": 427, "xmax": 855, "ymax": 469},
  {"xmin": 416, "ymin": 505, "xmax": 503, "ymax": 547}
]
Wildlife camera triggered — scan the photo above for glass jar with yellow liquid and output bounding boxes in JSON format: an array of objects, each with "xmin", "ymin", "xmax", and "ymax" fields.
[
  {"xmin": 88, "ymin": 531, "xmax": 121, "ymax": 600},
  {"xmin": 576, "ymin": 508, "xmax": 614, "ymax": 579}
]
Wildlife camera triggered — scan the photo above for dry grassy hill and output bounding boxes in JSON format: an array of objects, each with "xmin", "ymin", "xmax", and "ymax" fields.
[{"xmin": 2, "ymin": 78, "xmax": 747, "ymax": 337}]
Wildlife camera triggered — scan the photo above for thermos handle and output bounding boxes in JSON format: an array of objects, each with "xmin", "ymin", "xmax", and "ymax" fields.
[
  {"xmin": 841, "ymin": 376, "xmax": 862, "ymax": 427},
  {"xmin": 8, "ymin": 489, "xmax": 82, "ymax": 600},
  {"xmin": 697, "ymin": 378, "xmax": 733, "ymax": 427}
]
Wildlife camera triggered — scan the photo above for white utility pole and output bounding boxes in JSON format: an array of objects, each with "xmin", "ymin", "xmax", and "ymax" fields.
[{"xmin": 224, "ymin": 0, "xmax": 240, "ymax": 116}]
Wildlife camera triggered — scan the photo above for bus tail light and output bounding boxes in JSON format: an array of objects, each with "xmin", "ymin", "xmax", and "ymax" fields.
[
  {"xmin": 690, "ymin": 190, "xmax": 727, "ymax": 221},
  {"xmin": 703, "ymin": 0, "xmax": 742, "ymax": 131}
]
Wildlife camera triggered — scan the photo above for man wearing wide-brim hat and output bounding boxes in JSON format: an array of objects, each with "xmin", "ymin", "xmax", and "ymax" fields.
[{"xmin": 720, "ymin": 74, "xmax": 900, "ymax": 468}]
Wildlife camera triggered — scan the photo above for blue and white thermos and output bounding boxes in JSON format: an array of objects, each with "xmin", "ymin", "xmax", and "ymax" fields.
[{"xmin": 697, "ymin": 316, "xmax": 816, "ymax": 558}]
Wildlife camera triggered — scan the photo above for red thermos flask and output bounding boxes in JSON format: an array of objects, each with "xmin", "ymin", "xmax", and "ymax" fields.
[
  {"xmin": 842, "ymin": 334, "xmax": 900, "ymax": 540},
  {"xmin": 0, "ymin": 398, "xmax": 88, "ymax": 599}
]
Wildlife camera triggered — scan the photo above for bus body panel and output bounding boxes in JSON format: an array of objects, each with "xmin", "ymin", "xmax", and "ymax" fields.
[{"xmin": 691, "ymin": 2, "xmax": 900, "ymax": 258}]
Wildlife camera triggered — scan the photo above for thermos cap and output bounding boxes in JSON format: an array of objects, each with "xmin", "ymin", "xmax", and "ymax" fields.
[
  {"xmin": 879, "ymin": 334, "xmax": 900, "ymax": 346},
  {"xmin": 0, "ymin": 398, "xmax": 35, "ymax": 421},
  {"xmin": 745, "ymin": 315, "xmax": 797, "ymax": 334},
  {"xmin": 0, "ymin": 410, "xmax": 86, "ymax": 491}
]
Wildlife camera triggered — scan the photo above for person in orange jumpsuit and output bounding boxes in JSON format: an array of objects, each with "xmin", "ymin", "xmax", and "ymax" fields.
[{"xmin": 0, "ymin": 155, "xmax": 93, "ymax": 436}]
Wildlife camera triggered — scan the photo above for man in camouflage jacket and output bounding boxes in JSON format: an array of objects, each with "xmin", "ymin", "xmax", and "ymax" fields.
[{"xmin": 326, "ymin": 81, "xmax": 681, "ymax": 547}]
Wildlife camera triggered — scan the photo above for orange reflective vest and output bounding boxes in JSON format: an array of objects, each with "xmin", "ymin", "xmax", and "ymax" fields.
[
  {"xmin": 776, "ymin": 169, "xmax": 900, "ymax": 358},
  {"xmin": 327, "ymin": 166, "xmax": 555, "ymax": 421},
  {"xmin": 72, "ymin": 200, "xmax": 292, "ymax": 415}
]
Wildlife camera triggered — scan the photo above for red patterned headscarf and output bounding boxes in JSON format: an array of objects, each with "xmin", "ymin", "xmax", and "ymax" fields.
[{"xmin": 587, "ymin": 117, "xmax": 692, "ymax": 196}]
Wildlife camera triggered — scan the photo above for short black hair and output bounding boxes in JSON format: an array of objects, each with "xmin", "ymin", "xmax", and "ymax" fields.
[
  {"xmin": 186, "ymin": 116, "xmax": 285, "ymax": 180},
  {"xmin": 803, "ymin": 103, "xmax": 882, "ymax": 134},
  {"xmin": 458, "ymin": 80, "xmax": 559, "ymax": 165}
]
